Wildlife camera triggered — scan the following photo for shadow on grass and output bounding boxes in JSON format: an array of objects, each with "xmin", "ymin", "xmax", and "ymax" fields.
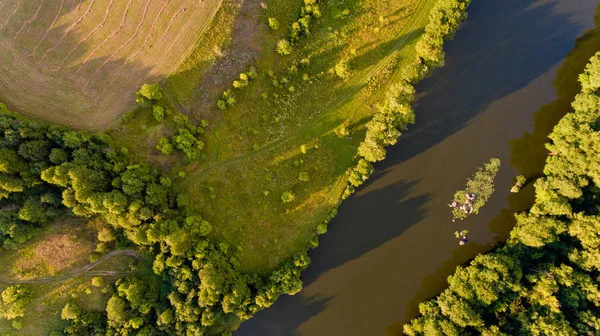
[
  {"xmin": 0, "ymin": 0, "xmax": 161, "ymax": 131},
  {"xmin": 351, "ymin": 27, "xmax": 423, "ymax": 73}
]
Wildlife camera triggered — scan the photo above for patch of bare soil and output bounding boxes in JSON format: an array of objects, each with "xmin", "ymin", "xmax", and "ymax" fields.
[{"xmin": 190, "ymin": 0, "xmax": 267, "ymax": 116}]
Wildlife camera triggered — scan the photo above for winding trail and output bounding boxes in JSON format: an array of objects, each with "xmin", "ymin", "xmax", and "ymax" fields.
[
  {"xmin": 0, "ymin": 250, "xmax": 142, "ymax": 285},
  {"xmin": 183, "ymin": 0, "xmax": 435, "ymax": 184}
]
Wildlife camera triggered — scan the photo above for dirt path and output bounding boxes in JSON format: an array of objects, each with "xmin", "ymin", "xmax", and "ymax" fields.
[{"xmin": 0, "ymin": 250, "xmax": 142, "ymax": 285}]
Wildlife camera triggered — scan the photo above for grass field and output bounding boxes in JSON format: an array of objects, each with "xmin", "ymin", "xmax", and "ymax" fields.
[
  {"xmin": 107, "ymin": 0, "xmax": 437, "ymax": 274},
  {"xmin": 0, "ymin": 0, "xmax": 222, "ymax": 131},
  {"xmin": 179, "ymin": 0, "xmax": 438, "ymax": 273}
]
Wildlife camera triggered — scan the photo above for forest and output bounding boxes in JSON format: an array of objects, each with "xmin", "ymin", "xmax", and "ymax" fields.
[{"xmin": 404, "ymin": 51, "xmax": 600, "ymax": 335}]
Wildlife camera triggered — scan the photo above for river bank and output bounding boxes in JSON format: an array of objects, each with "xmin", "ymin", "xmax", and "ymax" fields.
[{"xmin": 236, "ymin": 1, "xmax": 599, "ymax": 335}]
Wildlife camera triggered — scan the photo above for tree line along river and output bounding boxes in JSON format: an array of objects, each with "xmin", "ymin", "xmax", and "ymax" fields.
[{"xmin": 237, "ymin": 0, "xmax": 600, "ymax": 335}]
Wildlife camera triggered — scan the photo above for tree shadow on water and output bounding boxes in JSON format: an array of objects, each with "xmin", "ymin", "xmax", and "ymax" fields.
[
  {"xmin": 236, "ymin": 179, "xmax": 430, "ymax": 335},
  {"xmin": 379, "ymin": 0, "xmax": 592, "ymax": 172},
  {"xmin": 389, "ymin": 3, "xmax": 600, "ymax": 332},
  {"xmin": 237, "ymin": 1, "xmax": 598, "ymax": 335}
]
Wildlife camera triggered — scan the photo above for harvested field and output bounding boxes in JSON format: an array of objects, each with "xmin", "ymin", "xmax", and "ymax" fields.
[{"xmin": 0, "ymin": 0, "xmax": 222, "ymax": 131}]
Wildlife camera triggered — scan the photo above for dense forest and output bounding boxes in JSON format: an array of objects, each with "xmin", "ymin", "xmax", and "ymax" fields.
[{"xmin": 404, "ymin": 51, "xmax": 600, "ymax": 335}]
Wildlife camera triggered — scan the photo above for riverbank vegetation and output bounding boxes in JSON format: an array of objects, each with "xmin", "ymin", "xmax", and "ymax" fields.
[
  {"xmin": 404, "ymin": 51, "xmax": 600, "ymax": 336},
  {"xmin": 0, "ymin": 0, "xmax": 473, "ymax": 334}
]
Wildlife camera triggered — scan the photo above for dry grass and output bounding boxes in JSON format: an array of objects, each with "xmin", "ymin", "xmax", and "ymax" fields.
[
  {"xmin": 13, "ymin": 233, "xmax": 88, "ymax": 278},
  {"xmin": 1, "ymin": 217, "xmax": 96, "ymax": 279},
  {"xmin": 0, "ymin": 0, "xmax": 222, "ymax": 131}
]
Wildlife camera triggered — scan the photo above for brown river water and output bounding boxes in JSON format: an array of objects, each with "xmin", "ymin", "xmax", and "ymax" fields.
[{"xmin": 237, "ymin": 0, "xmax": 600, "ymax": 335}]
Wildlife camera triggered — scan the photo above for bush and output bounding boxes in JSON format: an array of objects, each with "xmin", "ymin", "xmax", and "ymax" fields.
[
  {"xmin": 281, "ymin": 191, "xmax": 295, "ymax": 203},
  {"xmin": 277, "ymin": 39, "xmax": 292, "ymax": 55},
  {"xmin": 152, "ymin": 105, "xmax": 165, "ymax": 122},
  {"xmin": 298, "ymin": 172, "xmax": 309, "ymax": 182},
  {"xmin": 247, "ymin": 66, "xmax": 258, "ymax": 79},
  {"xmin": 268, "ymin": 17, "xmax": 279, "ymax": 30},
  {"xmin": 335, "ymin": 60, "xmax": 350, "ymax": 79},
  {"xmin": 177, "ymin": 193, "xmax": 190, "ymax": 208},
  {"xmin": 156, "ymin": 138, "xmax": 174, "ymax": 155},
  {"xmin": 91, "ymin": 277, "xmax": 105, "ymax": 287}
]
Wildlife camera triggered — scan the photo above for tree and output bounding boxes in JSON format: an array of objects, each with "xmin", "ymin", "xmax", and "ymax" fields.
[
  {"xmin": 0, "ymin": 149, "xmax": 25, "ymax": 174},
  {"xmin": 156, "ymin": 138, "xmax": 174, "ymax": 155},
  {"xmin": 135, "ymin": 83, "xmax": 163, "ymax": 108},
  {"xmin": 172, "ymin": 129, "xmax": 204, "ymax": 161},
  {"xmin": 18, "ymin": 198, "xmax": 48, "ymax": 223},
  {"xmin": 0, "ymin": 285, "xmax": 31, "ymax": 320}
]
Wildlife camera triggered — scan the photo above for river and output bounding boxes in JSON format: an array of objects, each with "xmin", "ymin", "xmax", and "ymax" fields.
[{"xmin": 237, "ymin": 1, "xmax": 600, "ymax": 335}]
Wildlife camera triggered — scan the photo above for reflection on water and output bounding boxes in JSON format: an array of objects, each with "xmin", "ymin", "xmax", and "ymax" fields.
[{"xmin": 236, "ymin": 1, "xmax": 600, "ymax": 335}]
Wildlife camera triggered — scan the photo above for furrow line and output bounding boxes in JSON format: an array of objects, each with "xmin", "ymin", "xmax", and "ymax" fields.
[
  {"xmin": 14, "ymin": 0, "xmax": 44, "ymax": 39},
  {"xmin": 74, "ymin": 0, "xmax": 135, "ymax": 75},
  {"xmin": 52, "ymin": 0, "xmax": 115, "ymax": 72},
  {"xmin": 86, "ymin": 0, "xmax": 151, "ymax": 86},
  {"xmin": 124, "ymin": 0, "xmax": 171, "ymax": 64},
  {"xmin": 39, "ymin": 0, "xmax": 96, "ymax": 63},
  {"xmin": 29, "ymin": 0, "xmax": 66, "ymax": 56},
  {"xmin": 158, "ymin": 3, "xmax": 187, "ymax": 43},
  {"xmin": 0, "ymin": 2, "xmax": 21, "ymax": 31}
]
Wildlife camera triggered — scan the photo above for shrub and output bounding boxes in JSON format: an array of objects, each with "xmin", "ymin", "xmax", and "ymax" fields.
[
  {"xmin": 281, "ymin": 191, "xmax": 295, "ymax": 203},
  {"xmin": 91, "ymin": 277, "xmax": 105, "ymax": 287},
  {"xmin": 298, "ymin": 172, "xmax": 309, "ymax": 182},
  {"xmin": 177, "ymin": 193, "xmax": 189, "ymax": 208},
  {"xmin": 335, "ymin": 60, "xmax": 350, "ymax": 79},
  {"xmin": 152, "ymin": 105, "xmax": 165, "ymax": 122},
  {"xmin": 156, "ymin": 138, "xmax": 174, "ymax": 155},
  {"xmin": 268, "ymin": 17, "xmax": 279, "ymax": 30},
  {"xmin": 277, "ymin": 39, "xmax": 292, "ymax": 55},
  {"xmin": 247, "ymin": 67, "xmax": 258, "ymax": 79}
]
